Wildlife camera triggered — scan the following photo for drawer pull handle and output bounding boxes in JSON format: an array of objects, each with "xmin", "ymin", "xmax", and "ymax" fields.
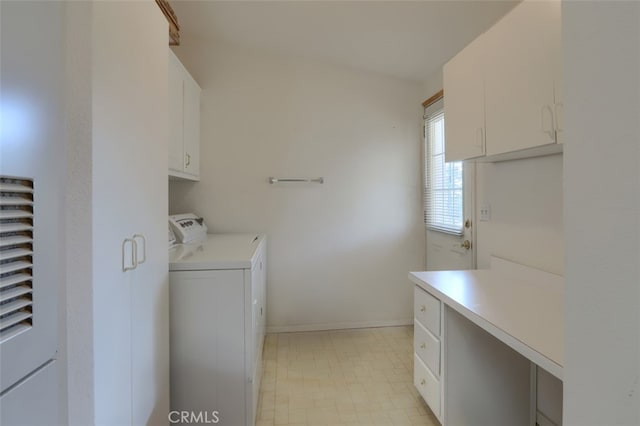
[
  {"xmin": 420, "ymin": 305, "xmax": 426, "ymax": 312},
  {"xmin": 420, "ymin": 379, "xmax": 426, "ymax": 386},
  {"xmin": 420, "ymin": 342, "xmax": 426, "ymax": 349}
]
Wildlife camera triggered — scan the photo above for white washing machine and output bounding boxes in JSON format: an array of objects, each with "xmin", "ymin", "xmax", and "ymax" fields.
[{"xmin": 169, "ymin": 215, "xmax": 267, "ymax": 426}]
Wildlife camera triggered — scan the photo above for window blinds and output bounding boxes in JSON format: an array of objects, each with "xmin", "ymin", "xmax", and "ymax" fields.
[{"xmin": 424, "ymin": 99, "xmax": 464, "ymax": 235}]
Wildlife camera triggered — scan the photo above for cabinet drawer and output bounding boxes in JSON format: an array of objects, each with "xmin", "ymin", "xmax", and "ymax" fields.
[
  {"xmin": 414, "ymin": 353, "xmax": 441, "ymax": 419},
  {"xmin": 414, "ymin": 286, "xmax": 441, "ymax": 337},
  {"xmin": 414, "ymin": 320, "xmax": 440, "ymax": 377}
]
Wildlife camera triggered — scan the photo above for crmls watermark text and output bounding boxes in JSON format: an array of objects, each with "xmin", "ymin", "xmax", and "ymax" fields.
[{"xmin": 168, "ymin": 411, "xmax": 220, "ymax": 424}]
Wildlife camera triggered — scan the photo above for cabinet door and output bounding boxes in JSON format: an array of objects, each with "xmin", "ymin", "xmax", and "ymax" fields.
[
  {"xmin": 183, "ymin": 74, "xmax": 201, "ymax": 178},
  {"xmin": 259, "ymin": 247, "xmax": 267, "ymax": 347},
  {"xmin": 552, "ymin": 27, "xmax": 564, "ymax": 146},
  {"xmin": 0, "ymin": 361, "xmax": 58, "ymax": 425},
  {"xmin": 444, "ymin": 34, "xmax": 487, "ymax": 162},
  {"xmin": 168, "ymin": 51, "xmax": 184, "ymax": 173},
  {"xmin": 0, "ymin": 1, "xmax": 62, "ymax": 395},
  {"xmin": 130, "ymin": 15, "xmax": 170, "ymax": 424},
  {"xmin": 484, "ymin": 0, "xmax": 560, "ymax": 156},
  {"xmin": 91, "ymin": 3, "xmax": 169, "ymax": 424}
]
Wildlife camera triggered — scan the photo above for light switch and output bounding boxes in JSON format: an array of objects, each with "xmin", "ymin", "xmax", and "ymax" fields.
[{"xmin": 480, "ymin": 204, "xmax": 491, "ymax": 221}]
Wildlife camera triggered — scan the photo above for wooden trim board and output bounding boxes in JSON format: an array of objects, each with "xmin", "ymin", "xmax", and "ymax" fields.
[{"xmin": 422, "ymin": 90, "xmax": 444, "ymax": 108}]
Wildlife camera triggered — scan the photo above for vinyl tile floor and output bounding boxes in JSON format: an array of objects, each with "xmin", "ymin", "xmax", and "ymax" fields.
[{"xmin": 256, "ymin": 326, "xmax": 440, "ymax": 426}]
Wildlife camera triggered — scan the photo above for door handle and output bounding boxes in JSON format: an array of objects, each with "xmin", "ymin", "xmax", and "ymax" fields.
[
  {"xmin": 133, "ymin": 234, "xmax": 146, "ymax": 265},
  {"xmin": 122, "ymin": 238, "xmax": 137, "ymax": 272},
  {"xmin": 461, "ymin": 240, "xmax": 471, "ymax": 250}
]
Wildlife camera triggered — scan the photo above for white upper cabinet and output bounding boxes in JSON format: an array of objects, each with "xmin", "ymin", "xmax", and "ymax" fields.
[
  {"xmin": 182, "ymin": 74, "xmax": 201, "ymax": 177},
  {"xmin": 168, "ymin": 51, "xmax": 184, "ymax": 173},
  {"xmin": 484, "ymin": 0, "xmax": 560, "ymax": 156},
  {"xmin": 168, "ymin": 49, "xmax": 201, "ymax": 181},
  {"xmin": 444, "ymin": 33, "xmax": 487, "ymax": 162},
  {"xmin": 444, "ymin": 0, "xmax": 562, "ymax": 162}
]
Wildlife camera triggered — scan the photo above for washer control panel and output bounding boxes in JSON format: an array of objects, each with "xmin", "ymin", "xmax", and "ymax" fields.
[{"xmin": 169, "ymin": 213, "xmax": 208, "ymax": 244}]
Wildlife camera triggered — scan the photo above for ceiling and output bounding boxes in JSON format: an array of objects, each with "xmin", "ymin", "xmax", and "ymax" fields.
[{"xmin": 171, "ymin": 1, "xmax": 518, "ymax": 83}]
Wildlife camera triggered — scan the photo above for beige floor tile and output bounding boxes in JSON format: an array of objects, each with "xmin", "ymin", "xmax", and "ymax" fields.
[
  {"xmin": 257, "ymin": 325, "xmax": 434, "ymax": 426},
  {"xmin": 259, "ymin": 410, "xmax": 275, "ymax": 421}
]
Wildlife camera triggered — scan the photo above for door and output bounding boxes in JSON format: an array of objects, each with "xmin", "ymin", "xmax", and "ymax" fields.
[
  {"xmin": 183, "ymin": 73, "xmax": 201, "ymax": 177},
  {"xmin": 91, "ymin": 3, "xmax": 169, "ymax": 424},
  {"xmin": 423, "ymin": 98, "xmax": 475, "ymax": 271},
  {"xmin": 128, "ymin": 6, "xmax": 170, "ymax": 426},
  {"xmin": 0, "ymin": 2, "xmax": 64, "ymax": 417},
  {"xmin": 425, "ymin": 164, "xmax": 475, "ymax": 271}
]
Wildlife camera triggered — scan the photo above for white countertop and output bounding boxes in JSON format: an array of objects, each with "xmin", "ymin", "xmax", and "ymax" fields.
[
  {"xmin": 169, "ymin": 233, "xmax": 265, "ymax": 271},
  {"xmin": 409, "ymin": 257, "xmax": 564, "ymax": 379}
]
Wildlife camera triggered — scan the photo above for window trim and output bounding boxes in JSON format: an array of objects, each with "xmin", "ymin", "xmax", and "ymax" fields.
[{"xmin": 423, "ymin": 96, "xmax": 465, "ymax": 236}]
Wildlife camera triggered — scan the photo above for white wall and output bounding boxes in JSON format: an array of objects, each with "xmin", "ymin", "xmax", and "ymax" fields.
[
  {"xmin": 422, "ymin": 68, "xmax": 443, "ymax": 101},
  {"xmin": 169, "ymin": 39, "xmax": 425, "ymax": 331},
  {"xmin": 476, "ymin": 155, "xmax": 563, "ymax": 274},
  {"xmin": 563, "ymin": 2, "xmax": 640, "ymax": 424}
]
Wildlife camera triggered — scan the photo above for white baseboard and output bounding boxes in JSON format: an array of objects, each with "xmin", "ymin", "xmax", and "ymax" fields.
[{"xmin": 266, "ymin": 319, "xmax": 413, "ymax": 334}]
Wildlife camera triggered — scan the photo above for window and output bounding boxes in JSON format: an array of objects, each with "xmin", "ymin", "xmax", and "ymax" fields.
[{"xmin": 424, "ymin": 98, "xmax": 464, "ymax": 235}]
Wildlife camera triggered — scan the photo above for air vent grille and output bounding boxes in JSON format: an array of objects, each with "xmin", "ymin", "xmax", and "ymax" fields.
[{"xmin": 0, "ymin": 176, "xmax": 34, "ymax": 344}]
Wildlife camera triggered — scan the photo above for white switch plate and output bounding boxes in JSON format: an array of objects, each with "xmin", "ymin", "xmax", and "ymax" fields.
[{"xmin": 480, "ymin": 204, "xmax": 491, "ymax": 221}]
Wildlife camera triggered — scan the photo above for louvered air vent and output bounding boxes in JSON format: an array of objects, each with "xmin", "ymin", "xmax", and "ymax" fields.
[{"xmin": 0, "ymin": 176, "xmax": 34, "ymax": 344}]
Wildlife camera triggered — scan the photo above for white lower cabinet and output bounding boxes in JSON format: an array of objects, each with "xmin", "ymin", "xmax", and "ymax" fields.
[
  {"xmin": 414, "ymin": 287, "xmax": 441, "ymax": 336},
  {"xmin": 413, "ymin": 286, "xmax": 443, "ymax": 423},
  {"xmin": 414, "ymin": 321, "xmax": 440, "ymax": 376},
  {"xmin": 414, "ymin": 354, "xmax": 441, "ymax": 419},
  {"xmin": 413, "ymin": 283, "xmax": 557, "ymax": 426},
  {"xmin": 411, "ymin": 263, "xmax": 565, "ymax": 426}
]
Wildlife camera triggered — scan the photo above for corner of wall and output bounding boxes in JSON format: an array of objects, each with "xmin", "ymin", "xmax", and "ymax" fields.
[
  {"xmin": 422, "ymin": 67, "xmax": 444, "ymax": 100},
  {"xmin": 64, "ymin": 2, "xmax": 95, "ymax": 425}
]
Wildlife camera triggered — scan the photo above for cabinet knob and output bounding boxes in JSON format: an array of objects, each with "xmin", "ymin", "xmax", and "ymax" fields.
[
  {"xmin": 420, "ymin": 379, "xmax": 426, "ymax": 386},
  {"xmin": 420, "ymin": 342, "xmax": 426, "ymax": 349},
  {"xmin": 420, "ymin": 305, "xmax": 426, "ymax": 312},
  {"xmin": 185, "ymin": 153, "xmax": 191, "ymax": 166}
]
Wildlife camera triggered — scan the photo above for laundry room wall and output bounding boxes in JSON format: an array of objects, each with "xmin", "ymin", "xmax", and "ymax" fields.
[
  {"xmin": 475, "ymin": 154, "xmax": 563, "ymax": 274},
  {"xmin": 169, "ymin": 38, "xmax": 425, "ymax": 331}
]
